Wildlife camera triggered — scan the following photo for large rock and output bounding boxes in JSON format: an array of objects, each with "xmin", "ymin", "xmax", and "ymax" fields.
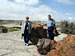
[
  {"xmin": 30, "ymin": 24, "xmax": 47, "ymax": 45},
  {"xmin": 37, "ymin": 38, "xmax": 51, "ymax": 55},
  {"xmin": 37, "ymin": 38, "xmax": 57, "ymax": 55},
  {"xmin": 0, "ymin": 26, "xmax": 8, "ymax": 33}
]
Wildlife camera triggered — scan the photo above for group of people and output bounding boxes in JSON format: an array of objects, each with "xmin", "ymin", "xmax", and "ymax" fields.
[{"xmin": 21, "ymin": 14, "xmax": 56, "ymax": 46}]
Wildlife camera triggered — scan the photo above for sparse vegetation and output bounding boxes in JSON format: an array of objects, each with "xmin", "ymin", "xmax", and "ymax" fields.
[
  {"xmin": 8, "ymin": 27, "xmax": 21, "ymax": 32},
  {"xmin": 60, "ymin": 21, "xmax": 75, "ymax": 34}
]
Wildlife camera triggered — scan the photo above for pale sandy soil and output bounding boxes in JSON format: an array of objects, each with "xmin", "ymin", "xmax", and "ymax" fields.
[
  {"xmin": 0, "ymin": 31, "xmax": 44, "ymax": 56},
  {"xmin": 1, "ymin": 24, "xmax": 20, "ymax": 28}
]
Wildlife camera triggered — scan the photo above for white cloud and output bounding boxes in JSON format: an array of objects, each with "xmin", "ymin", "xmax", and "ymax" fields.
[
  {"xmin": 24, "ymin": 0, "xmax": 39, "ymax": 6},
  {"xmin": 0, "ymin": 0, "xmax": 74, "ymax": 22},
  {"xmin": 0, "ymin": 0, "xmax": 57, "ymax": 21},
  {"xmin": 63, "ymin": 13, "xmax": 75, "ymax": 22},
  {"xmin": 15, "ymin": 0, "xmax": 25, "ymax": 3},
  {"xmin": 14, "ymin": 0, "xmax": 40, "ymax": 6},
  {"xmin": 30, "ymin": 5, "xmax": 57, "ymax": 21},
  {"xmin": 0, "ymin": 0, "xmax": 40, "ymax": 19}
]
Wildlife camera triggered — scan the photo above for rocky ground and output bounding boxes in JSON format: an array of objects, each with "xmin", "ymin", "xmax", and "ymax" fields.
[
  {"xmin": 1, "ymin": 31, "xmax": 75, "ymax": 56},
  {"xmin": 47, "ymin": 35, "xmax": 75, "ymax": 56},
  {"xmin": 0, "ymin": 31, "xmax": 44, "ymax": 56}
]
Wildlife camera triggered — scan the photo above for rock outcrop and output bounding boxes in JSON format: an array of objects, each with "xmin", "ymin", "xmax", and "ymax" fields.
[
  {"xmin": 47, "ymin": 35, "xmax": 75, "ymax": 56},
  {"xmin": 30, "ymin": 24, "xmax": 47, "ymax": 45}
]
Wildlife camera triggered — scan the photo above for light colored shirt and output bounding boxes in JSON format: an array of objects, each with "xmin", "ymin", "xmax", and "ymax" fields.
[{"xmin": 47, "ymin": 19, "xmax": 55, "ymax": 27}]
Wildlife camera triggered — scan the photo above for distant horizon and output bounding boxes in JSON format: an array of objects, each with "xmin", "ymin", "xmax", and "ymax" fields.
[{"xmin": 0, "ymin": 19, "xmax": 75, "ymax": 23}]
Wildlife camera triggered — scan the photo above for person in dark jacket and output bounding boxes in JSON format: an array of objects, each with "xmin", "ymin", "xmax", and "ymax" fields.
[{"xmin": 21, "ymin": 16, "xmax": 32, "ymax": 46}]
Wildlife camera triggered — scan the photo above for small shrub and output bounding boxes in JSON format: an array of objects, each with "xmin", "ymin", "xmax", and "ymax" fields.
[{"xmin": 8, "ymin": 27, "xmax": 20, "ymax": 32}]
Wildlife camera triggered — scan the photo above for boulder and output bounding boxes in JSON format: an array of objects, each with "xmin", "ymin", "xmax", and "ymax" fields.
[
  {"xmin": 0, "ymin": 26, "xmax": 8, "ymax": 33},
  {"xmin": 37, "ymin": 38, "xmax": 57, "ymax": 55},
  {"xmin": 30, "ymin": 24, "xmax": 47, "ymax": 45}
]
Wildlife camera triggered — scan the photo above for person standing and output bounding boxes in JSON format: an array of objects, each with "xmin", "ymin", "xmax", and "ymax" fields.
[
  {"xmin": 21, "ymin": 16, "xmax": 32, "ymax": 46},
  {"xmin": 47, "ymin": 15, "xmax": 55, "ymax": 40}
]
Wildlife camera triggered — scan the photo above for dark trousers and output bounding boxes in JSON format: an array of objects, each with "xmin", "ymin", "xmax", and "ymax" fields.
[
  {"xmin": 48, "ymin": 27, "xmax": 54, "ymax": 40},
  {"xmin": 24, "ymin": 31, "xmax": 30, "ymax": 44}
]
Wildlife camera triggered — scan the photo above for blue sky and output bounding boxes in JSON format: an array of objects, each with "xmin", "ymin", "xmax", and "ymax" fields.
[
  {"xmin": 0, "ymin": 0, "xmax": 75, "ymax": 21},
  {"xmin": 42, "ymin": 0, "xmax": 75, "ymax": 14}
]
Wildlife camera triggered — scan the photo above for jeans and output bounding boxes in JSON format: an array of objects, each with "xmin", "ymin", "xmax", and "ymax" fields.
[
  {"xmin": 24, "ymin": 31, "xmax": 30, "ymax": 44},
  {"xmin": 48, "ymin": 26, "xmax": 54, "ymax": 40}
]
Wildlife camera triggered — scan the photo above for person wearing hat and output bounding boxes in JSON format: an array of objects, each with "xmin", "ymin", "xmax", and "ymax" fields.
[{"xmin": 21, "ymin": 16, "xmax": 32, "ymax": 46}]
